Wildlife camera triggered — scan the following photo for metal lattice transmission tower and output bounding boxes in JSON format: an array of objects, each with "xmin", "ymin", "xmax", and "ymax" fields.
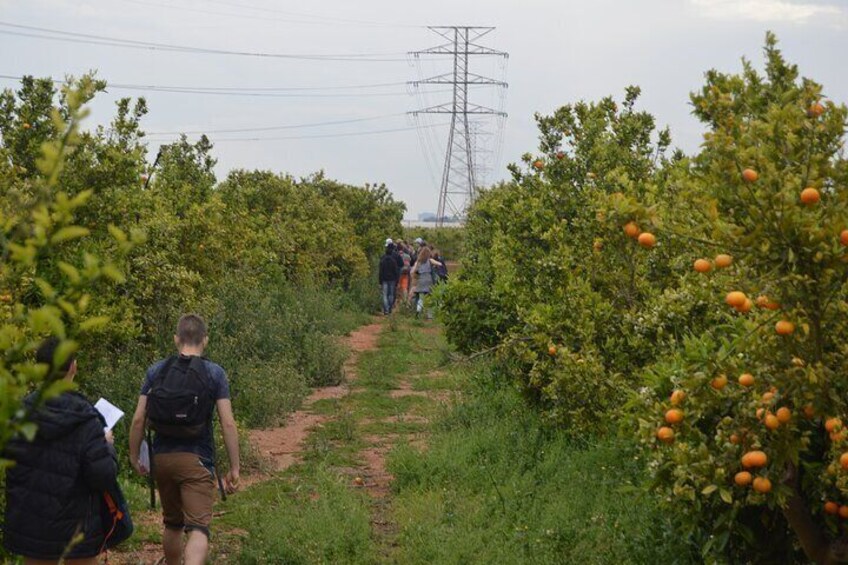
[{"xmin": 411, "ymin": 27, "xmax": 508, "ymax": 225}]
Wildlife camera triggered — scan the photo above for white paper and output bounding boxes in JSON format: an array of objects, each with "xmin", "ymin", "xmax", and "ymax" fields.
[
  {"xmin": 139, "ymin": 439, "xmax": 151, "ymax": 472},
  {"xmin": 94, "ymin": 398, "xmax": 124, "ymax": 431}
]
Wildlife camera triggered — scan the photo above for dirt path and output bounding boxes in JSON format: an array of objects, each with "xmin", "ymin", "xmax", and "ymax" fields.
[{"xmin": 248, "ymin": 320, "xmax": 383, "ymax": 476}]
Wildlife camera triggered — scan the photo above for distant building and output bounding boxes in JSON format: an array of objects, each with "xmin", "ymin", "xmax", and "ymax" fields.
[{"xmin": 418, "ymin": 212, "xmax": 437, "ymax": 222}]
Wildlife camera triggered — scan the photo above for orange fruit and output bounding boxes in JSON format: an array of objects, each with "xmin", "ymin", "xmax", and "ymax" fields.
[
  {"xmin": 711, "ymin": 375, "xmax": 728, "ymax": 390},
  {"xmin": 555, "ymin": 151, "xmax": 565, "ymax": 160},
  {"xmin": 730, "ymin": 433, "xmax": 741, "ymax": 445},
  {"xmin": 734, "ymin": 471, "xmax": 753, "ymax": 486},
  {"xmin": 764, "ymin": 300, "xmax": 781, "ymax": 311},
  {"xmin": 825, "ymin": 501, "xmax": 839, "ymax": 515},
  {"xmin": 738, "ymin": 373, "xmax": 755, "ymax": 387},
  {"xmin": 693, "ymin": 259, "xmax": 712, "ymax": 273},
  {"xmin": 841, "ymin": 230, "xmax": 848, "ymax": 246},
  {"xmin": 755, "ymin": 295, "xmax": 771, "ymax": 308},
  {"xmin": 670, "ymin": 390, "xmax": 686, "ymax": 406},
  {"xmin": 800, "ymin": 187, "xmax": 820, "ymax": 205},
  {"xmin": 776, "ymin": 407, "xmax": 791, "ymax": 424},
  {"xmin": 548, "ymin": 345, "xmax": 557, "ymax": 356},
  {"xmin": 714, "ymin": 254, "xmax": 733, "ymax": 268},
  {"xmin": 656, "ymin": 426, "xmax": 675, "ymax": 443},
  {"xmin": 736, "ymin": 298, "xmax": 753, "ymax": 314},
  {"xmin": 803, "ymin": 404, "xmax": 815, "ymax": 419},
  {"xmin": 825, "ymin": 418, "xmax": 842, "ymax": 433},
  {"xmin": 742, "ymin": 169, "xmax": 759, "ymax": 183},
  {"xmin": 808, "ymin": 102, "xmax": 825, "ymax": 118},
  {"xmin": 841, "ymin": 453, "xmax": 848, "ymax": 470},
  {"xmin": 726, "ymin": 291, "xmax": 747, "ymax": 308},
  {"xmin": 665, "ymin": 408, "xmax": 684, "ymax": 425},
  {"xmin": 756, "ymin": 407, "xmax": 766, "ymax": 420},
  {"xmin": 638, "ymin": 232, "xmax": 657, "ymax": 248},
  {"xmin": 832, "ymin": 431, "xmax": 847, "ymax": 443},
  {"xmin": 761, "ymin": 391, "xmax": 775, "ymax": 403},
  {"xmin": 764, "ymin": 413, "xmax": 780, "ymax": 430},
  {"xmin": 593, "ymin": 240, "xmax": 603, "ymax": 252},
  {"xmin": 533, "ymin": 160, "xmax": 544, "ymax": 170},
  {"xmin": 840, "ymin": 506, "xmax": 848, "ymax": 519},
  {"xmin": 623, "ymin": 222, "xmax": 640, "ymax": 238},
  {"xmin": 741, "ymin": 450, "xmax": 768, "ymax": 468},
  {"xmin": 753, "ymin": 477, "xmax": 772, "ymax": 493},
  {"xmin": 775, "ymin": 320, "xmax": 795, "ymax": 336}
]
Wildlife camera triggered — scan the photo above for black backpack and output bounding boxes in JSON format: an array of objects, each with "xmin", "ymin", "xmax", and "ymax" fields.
[{"xmin": 146, "ymin": 356, "xmax": 214, "ymax": 439}]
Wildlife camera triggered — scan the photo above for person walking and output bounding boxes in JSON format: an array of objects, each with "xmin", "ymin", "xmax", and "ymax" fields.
[
  {"xmin": 128, "ymin": 314, "xmax": 240, "ymax": 565},
  {"xmin": 397, "ymin": 243, "xmax": 413, "ymax": 304},
  {"xmin": 3, "ymin": 338, "xmax": 121, "ymax": 565},
  {"xmin": 379, "ymin": 243, "xmax": 400, "ymax": 315},
  {"xmin": 411, "ymin": 246, "xmax": 443, "ymax": 318}
]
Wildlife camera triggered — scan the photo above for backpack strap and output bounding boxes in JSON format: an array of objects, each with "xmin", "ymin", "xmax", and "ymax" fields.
[{"xmin": 144, "ymin": 355, "xmax": 177, "ymax": 510}]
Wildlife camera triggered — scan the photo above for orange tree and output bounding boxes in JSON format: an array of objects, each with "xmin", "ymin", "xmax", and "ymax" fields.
[
  {"xmin": 439, "ymin": 86, "xmax": 694, "ymax": 434},
  {"xmin": 0, "ymin": 78, "xmax": 134, "ymax": 460},
  {"xmin": 635, "ymin": 34, "xmax": 848, "ymax": 562}
]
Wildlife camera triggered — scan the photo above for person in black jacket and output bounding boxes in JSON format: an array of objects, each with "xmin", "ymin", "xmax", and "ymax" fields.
[
  {"xmin": 379, "ymin": 242, "xmax": 400, "ymax": 315},
  {"xmin": 3, "ymin": 338, "xmax": 118, "ymax": 565}
]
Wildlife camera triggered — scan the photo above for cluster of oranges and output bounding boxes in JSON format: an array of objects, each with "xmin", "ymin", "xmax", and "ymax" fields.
[
  {"xmin": 735, "ymin": 451, "xmax": 771, "ymax": 493},
  {"xmin": 622, "ymin": 221, "xmax": 656, "ymax": 249},
  {"xmin": 693, "ymin": 254, "xmax": 732, "ymax": 274}
]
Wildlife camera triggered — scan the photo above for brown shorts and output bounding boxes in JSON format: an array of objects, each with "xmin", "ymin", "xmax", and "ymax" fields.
[{"xmin": 154, "ymin": 452, "xmax": 216, "ymax": 537}]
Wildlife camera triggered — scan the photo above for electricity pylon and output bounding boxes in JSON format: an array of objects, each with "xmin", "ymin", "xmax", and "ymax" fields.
[{"xmin": 411, "ymin": 26, "xmax": 508, "ymax": 225}]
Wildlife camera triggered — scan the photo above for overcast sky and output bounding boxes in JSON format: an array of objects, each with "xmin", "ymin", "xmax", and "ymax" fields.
[{"xmin": 2, "ymin": 0, "xmax": 847, "ymax": 218}]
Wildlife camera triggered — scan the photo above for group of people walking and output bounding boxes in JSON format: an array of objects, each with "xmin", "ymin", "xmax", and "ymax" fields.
[
  {"xmin": 3, "ymin": 314, "xmax": 239, "ymax": 565},
  {"xmin": 379, "ymin": 237, "xmax": 448, "ymax": 316}
]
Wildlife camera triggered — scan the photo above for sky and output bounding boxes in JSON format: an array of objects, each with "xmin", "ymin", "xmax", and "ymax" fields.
[{"xmin": 1, "ymin": 0, "xmax": 847, "ymax": 218}]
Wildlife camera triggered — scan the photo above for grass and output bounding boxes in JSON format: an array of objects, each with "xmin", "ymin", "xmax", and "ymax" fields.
[{"xmin": 385, "ymin": 364, "xmax": 693, "ymax": 564}]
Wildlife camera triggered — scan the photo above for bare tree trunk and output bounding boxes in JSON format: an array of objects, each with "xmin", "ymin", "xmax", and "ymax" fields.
[{"xmin": 782, "ymin": 463, "xmax": 848, "ymax": 564}]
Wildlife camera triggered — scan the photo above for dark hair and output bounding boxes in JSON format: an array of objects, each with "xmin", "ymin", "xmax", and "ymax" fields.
[
  {"xmin": 176, "ymin": 314, "xmax": 208, "ymax": 346},
  {"xmin": 36, "ymin": 337, "xmax": 76, "ymax": 377}
]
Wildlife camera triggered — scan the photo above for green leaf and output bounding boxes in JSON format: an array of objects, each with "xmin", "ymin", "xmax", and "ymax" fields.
[
  {"xmin": 101, "ymin": 264, "xmax": 126, "ymax": 283},
  {"xmin": 19, "ymin": 422, "xmax": 38, "ymax": 442},
  {"xmin": 50, "ymin": 226, "xmax": 90, "ymax": 244},
  {"xmin": 702, "ymin": 484, "xmax": 718, "ymax": 496},
  {"xmin": 42, "ymin": 378, "xmax": 76, "ymax": 400},
  {"xmin": 719, "ymin": 488, "xmax": 733, "ymax": 504},
  {"xmin": 107, "ymin": 224, "xmax": 127, "ymax": 243},
  {"xmin": 57, "ymin": 261, "xmax": 81, "ymax": 284},
  {"xmin": 78, "ymin": 316, "xmax": 110, "ymax": 332}
]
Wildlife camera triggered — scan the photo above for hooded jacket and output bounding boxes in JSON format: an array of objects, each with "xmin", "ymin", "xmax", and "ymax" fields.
[
  {"xmin": 379, "ymin": 248, "xmax": 400, "ymax": 283},
  {"xmin": 3, "ymin": 391, "xmax": 118, "ymax": 559}
]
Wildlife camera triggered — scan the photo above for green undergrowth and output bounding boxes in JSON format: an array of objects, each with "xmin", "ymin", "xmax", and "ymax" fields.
[
  {"xmin": 386, "ymin": 363, "xmax": 694, "ymax": 564},
  {"xmin": 215, "ymin": 467, "xmax": 376, "ymax": 564}
]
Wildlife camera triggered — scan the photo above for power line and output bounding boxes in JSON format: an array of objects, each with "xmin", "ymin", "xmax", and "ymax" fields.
[
  {"xmin": 146, "ymin": 113, "xmax": 407, "ymax": 135},
  {"xmin": 0, "ymin": 73, "xmax": 409, "ymax": 92},
  {"xmin": 118, "ymin": 0, "xmax": 419, "ymax": 29},
  {"xmin": 0, "ymin": 21, "xmax": 410, "ymax": 61},
  {"xmin": 0, "ymin": 74, "xmax": 445, "ymax": 99},
  {"xmin": 145, "ymin": 122, "xmax": 448, "ymax": 142}
]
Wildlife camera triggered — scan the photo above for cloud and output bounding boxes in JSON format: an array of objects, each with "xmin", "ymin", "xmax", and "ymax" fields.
[{"xmin": 691, "ymin": 0, "xmax": 845, "ymax": 23}]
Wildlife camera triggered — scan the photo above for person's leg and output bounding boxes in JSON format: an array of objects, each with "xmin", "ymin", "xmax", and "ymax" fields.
[
  {"xmin": 184, "ymin": 530, "xmax": 210, "ymax": 565},
  {"xmin": 387, "ymin": 281, "xmax": 396, "ymax": 312},
  {"xmin": 180, "ymin": 456, "xmax": 216, "ymax": 565},
  {"xmin": 154, "ymin": 453, "xmax": 187, "ymax": 565},
  {"xmin": 381, "ymin": 282, "xmax": 390, "ymax": 315},
  {"xmin": 162, "ymin": 528, "xmax": 183, "ymax": 565}
]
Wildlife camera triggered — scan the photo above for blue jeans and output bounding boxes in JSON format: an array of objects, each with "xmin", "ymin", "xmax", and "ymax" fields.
[{"xmin": 381, "ymin": 282, "xmax": 396, "ymax": 314}]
